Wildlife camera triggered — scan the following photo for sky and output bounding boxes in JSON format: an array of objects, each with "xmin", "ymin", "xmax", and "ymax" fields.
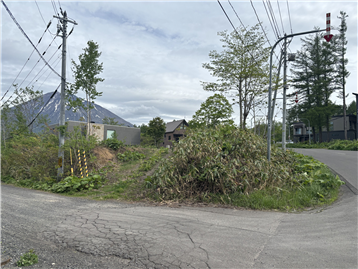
[{"xmin": 1, "ymin": 0, "xmax": 357, "ymax": 127}]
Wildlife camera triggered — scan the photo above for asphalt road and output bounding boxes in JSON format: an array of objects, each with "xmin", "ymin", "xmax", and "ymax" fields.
[
  {"xmin": 293, "ymin": 148, "xmax": 358, "ymax": 194},
  {"xmin": 1, "ymin": 149, "xmax": 357, "ymax": 268}
]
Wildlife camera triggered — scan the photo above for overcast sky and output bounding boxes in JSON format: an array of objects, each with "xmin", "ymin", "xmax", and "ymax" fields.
[{"xmin": 1, "ymin": 0, "xmax": 357, "ymax": 127}]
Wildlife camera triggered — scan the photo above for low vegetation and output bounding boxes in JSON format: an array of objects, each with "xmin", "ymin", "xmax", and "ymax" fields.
[
  {"xmin": 1, "ymin": 125, "xmax": 345, "ymax": 211},
  {"xmin": 287, "ymin": 139, "xmax": 358, "ymax": 151},
  {"xmin": 17, "ymin": 249, "xmax": 38, "ymax": 267},
  {"xmin": 144, "ymin": 125, "xmax": 344, "ymax": 210}
]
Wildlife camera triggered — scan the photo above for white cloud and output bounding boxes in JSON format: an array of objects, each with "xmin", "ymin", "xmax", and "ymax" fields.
[{"xmin": 1, "ymin": 1, "xmax": 357, "ymax": 127}]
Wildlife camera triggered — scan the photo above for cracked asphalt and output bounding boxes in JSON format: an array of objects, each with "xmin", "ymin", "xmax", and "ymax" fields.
[
  {"xmin": 1, "ymin": 183, "xmax": 356, "ymax": 268},
  {"xmin": 1, "ymin": 149, "xmax": 357, "ymax": 268}
]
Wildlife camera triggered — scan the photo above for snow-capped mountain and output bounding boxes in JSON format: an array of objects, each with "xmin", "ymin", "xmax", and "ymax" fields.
[{"xmin": 9, "ymin": 91, "xmax": 133, "ymax": 128}]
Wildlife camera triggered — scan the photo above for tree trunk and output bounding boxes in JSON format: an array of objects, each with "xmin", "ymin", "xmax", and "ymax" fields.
[{"xmin": 239, "ymin": 81, "xmax": 242, "ymax": 129}]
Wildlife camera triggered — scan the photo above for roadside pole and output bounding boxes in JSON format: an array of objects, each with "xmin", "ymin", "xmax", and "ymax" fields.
[
  {"xmin": 282, "ymin": 34, "xmax": 287, "ymax": 151},
  {"xmin": 54, "ymin": 11, "xmax": 77, "ymax": 181}
]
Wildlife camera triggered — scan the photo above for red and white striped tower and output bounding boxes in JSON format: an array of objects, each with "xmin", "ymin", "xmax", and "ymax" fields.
[{"xmin": 324, "ymin": 13, "xmax": 333, "ymax": 42}]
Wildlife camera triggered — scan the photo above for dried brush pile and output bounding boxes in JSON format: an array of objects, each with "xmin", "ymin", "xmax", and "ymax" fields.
[{"xmin": 148, "ymin": 125, "xmax": 296, "ymax": 200}]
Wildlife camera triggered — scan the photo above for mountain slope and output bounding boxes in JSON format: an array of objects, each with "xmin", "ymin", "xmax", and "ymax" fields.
[{"xmin": 40, "ymin": 91, "xmax": 133, "ymax": 127}]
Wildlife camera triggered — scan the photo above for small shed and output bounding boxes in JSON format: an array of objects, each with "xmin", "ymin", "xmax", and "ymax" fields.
[{"xmin": 162, "ymin": 119, "xmax": 189, "ymax": 148}]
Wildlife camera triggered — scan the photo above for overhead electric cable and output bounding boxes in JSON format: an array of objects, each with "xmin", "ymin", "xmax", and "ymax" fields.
[
  {"xmin": 217, "ymin": 0, "xmax": 273, "ymax": 81},
  {"xmin": 266, "ymin": 0, "xmax": 281, "ymax": 38},
  {"xmin": 228, "ymin": 0, "xmax": 278, "ymax": 59},
  {"xmin": 286, "ymin": 0, "xmax": 293, "ymax": 34},
  {"xmin": 37, "ymin": 56, "xmax": 62, "ymax": 92},
  {"xmin": 2, "ymin": 34, "xmax": 59, "ymax": 107},
  {"xmin": 277, "ymin": 0, "xmax": 285, "ymax": 34},
  {"xmin": 1, "ymin": 0, "xmax": 62, "ymax": 79},
  {"xmin": 26, "ymin": 45, "xmax": 62, "ymax": 89},
  {"xmin": 6, "ymin": 85, "xmax": 60, "ymax": 139},
  {"xmin": 51, "ymin": 0, "xmax": 59, "ymax": 16},
  {"xmin": 0, "ymin": 19, "xmax": 55, "ymax": 103},
  {"xmin": 262, "ymin": 0, "xmax": 278, "ymax": 38}
]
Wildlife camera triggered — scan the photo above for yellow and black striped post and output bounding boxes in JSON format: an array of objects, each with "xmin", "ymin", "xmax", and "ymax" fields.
[
  {"xmin": 77, "ymin": 149, "xmax": 83, "ymax": 178},
  {"xmin": 70, "ymin": 148, "xmax": 74, "ymax": 176},
  {"xmin": 83, "ymin": 150, "xmax": 88, "ymax": 177}
]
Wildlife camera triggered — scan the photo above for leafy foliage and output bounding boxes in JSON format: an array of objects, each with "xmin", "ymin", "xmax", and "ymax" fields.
[
  {"xmin": 51, "ymin": 174, "xmax": 105, "ymax": 193},
  {"xmin": 189, "ymin": 94, "xmax": 234, "ymax": 129},
  {"xmin": 67, "ymin": 40, "xmax": 104, "ymax": 137},
  {"xmin": 287, "ymin": 139, "xmax": 358, "ymax": 151},
  {"xmin": 147, "ymin": 117, "xmax": 166, "ymax": 147},
  {"xmin": 102, "ymin": 116, "xmax": 123, "ymax": 126},
  {"xmin": 17, "ymin": 249, "xmax": 38, "ymax": 267},
  {"xmin": 103, "ymin": 137, "xmax": 125, "ymax": 150},
  {"xmin": 118, "ymin": 151, "xmax": 145, "ymax": 162},
  {"xmin": 147, "ymin": 125, "xmax": 296, "ymax": 200},
  {"xmin": 202, "ymin": 24, "xmax": 270, "ymax": 129}
]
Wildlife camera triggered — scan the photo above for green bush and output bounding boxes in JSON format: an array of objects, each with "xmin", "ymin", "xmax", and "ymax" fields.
[
  {"xmin": 50, "ymin": 174, "xmax": 105, "ymax": 193},
  {"xmin": 147, "ymin": 125, "xmax": 296, "ymax": 200},
  {"xmin": 103, "ymin": 138, "xmax": 124, "ymax": 150},
  {"xmin": 1, "ymin": 133, "xmax": 58, "ymax": 182},
  {"xmin": 287, "ymin": 139, "xmax": 357, "ymax": 151},
  {"xmin": 118, "ymin": 151, "xmax": 145, "ymax": 162}
]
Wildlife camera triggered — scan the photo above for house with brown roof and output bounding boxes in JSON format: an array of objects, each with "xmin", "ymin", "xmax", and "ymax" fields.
[{"xmin": 162, "ymin": 119, "xmax": 189, "ymax": 148}]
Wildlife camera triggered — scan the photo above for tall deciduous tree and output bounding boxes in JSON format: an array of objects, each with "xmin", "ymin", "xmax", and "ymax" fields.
[
  {"xmin": 189, "ymin": 94, "xmax": 234, "ymax": 129},
  {"xmin": 147, "ymin": 117, "xmax": 166, "ymax": 147},
  {"xmin": 67, "ymin": 40, "xmax": 104, "ymax": 137},
  {"xmin": 201, "ymin": 24, "xmax": 270, "ymax": 129}
]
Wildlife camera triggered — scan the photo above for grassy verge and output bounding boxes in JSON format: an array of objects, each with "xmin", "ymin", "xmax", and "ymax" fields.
[
  {"xmin": 286, "ymin": 139, "xmax": 358, "ymax": 151},
  {"xmin": 1, "ymin": 129, "xmax": 344, "ymax": 212}
]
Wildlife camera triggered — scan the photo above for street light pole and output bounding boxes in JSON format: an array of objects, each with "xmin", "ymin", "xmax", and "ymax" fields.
[{"xmin": 267, "ymin": 28, "xmax": 326, "ymax": 161}]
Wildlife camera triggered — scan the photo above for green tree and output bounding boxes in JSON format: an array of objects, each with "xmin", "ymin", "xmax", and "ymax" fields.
[
  {"xmin": 102, "ymin": 116, "xmax": 122, "ymax": 126},
  {"xmin": 67, "ymin": 40, "xmax": 104, "ymax": 138},
  {"xmin": 189, "ymin": 94, "xmax": 234, "ymax": 129},
  {"xmin": 347, "ymin": 101, "xmax": 356, "ymax": 115},
  {"xmin": 289, "ymin": 31, "xmax": 337, "ymax": 142},
  {"xmin": 201, "ymin": 24, "xmax": 270, "ymax": 129},
  {"xmin": 147, "ymin": 117, "xmax": 166, "ymax": 147}
]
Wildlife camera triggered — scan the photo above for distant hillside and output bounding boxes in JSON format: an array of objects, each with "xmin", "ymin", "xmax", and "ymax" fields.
[{"xmin": 5, "ymin": 91, "xmax": 133, "ymax": 129}]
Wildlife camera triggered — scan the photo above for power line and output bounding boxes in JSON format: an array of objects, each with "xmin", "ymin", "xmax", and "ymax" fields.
[
  {"xmin": 34, "ymin": 0, "xmax": 58, "ymax": 38},
  {"xmin": 37, "ymin": 56, "xmax": 62, "ymax": 92},
  {"xmin": 276, "ymin": 0, "xmax": 285, "ymax": 34},
  {"xmin": 262, "ymin": 0, "xmax": 278, "ymax": 38},
  {"xmin": 51, "ymin": 0, "xmax": 60, "ymax": 16},
  {"xmin": 228, "ymin": 0, "xmax": 278, "ymax": 60},
  {"xmin": 1, "ymin": 0, "xmax": 62, "ymax": 79},
  {"xmin": 5, "ymin": 85, "xmax": 60, "ymax": 139},
  {"xmin": 286, "ymin": 0, "xmax": 293, "ymax": 34},
  {"xmin": 266, "ymin": 0, "xmax": 281, "ymax": 38},
  {"xmin": 2, "ymin": 35, "xmax": 59, "ymax": 107},
  {"xmin": 26, "ymin": 44, "xmax": 62, "ymax": 89},
  {"xmin": 217, "ymin": 0, "xmax": 268, "ymax": 69},
  {"xmin": 0, "ymin": 19, "xmax": 54, "ymax": 103}
]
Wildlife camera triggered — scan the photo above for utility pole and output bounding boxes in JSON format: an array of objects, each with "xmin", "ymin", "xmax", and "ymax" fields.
[
  {"xmin": 282, "ymin": 34, "xmax": 287, "ymax": 151},
  {"xmin": 54, "ymin": 11, "xmax": 77, "ymax": 181}
]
